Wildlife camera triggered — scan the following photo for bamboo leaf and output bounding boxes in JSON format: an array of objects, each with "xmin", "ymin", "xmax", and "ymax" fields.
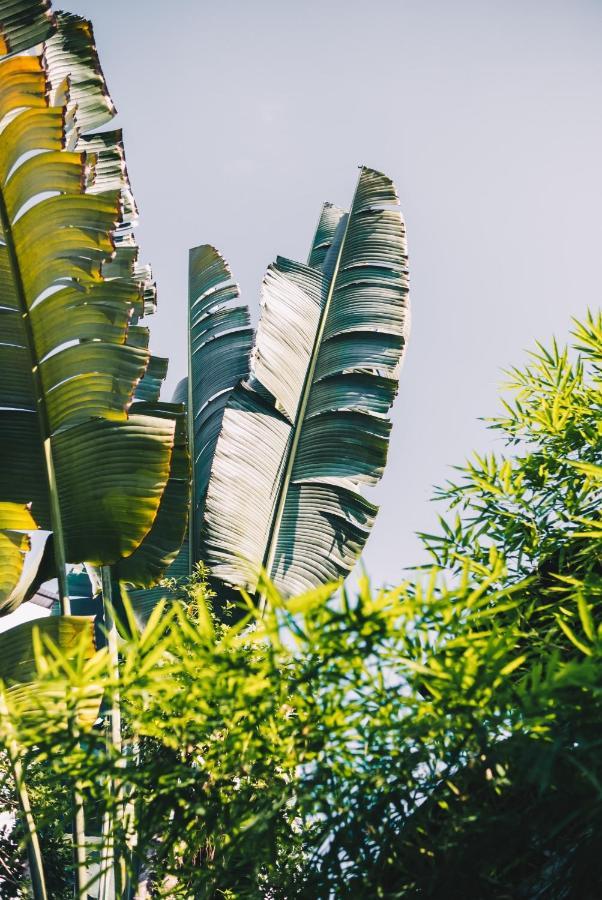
[{"xmin": 557, "ymin": 617, "xmax": 592, "ymax": 656}]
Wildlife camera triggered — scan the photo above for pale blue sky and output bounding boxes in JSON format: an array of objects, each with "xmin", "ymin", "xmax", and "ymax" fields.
[{"xmin": 65, "ymin": 0, "xmax": 602, "ymax": 584}]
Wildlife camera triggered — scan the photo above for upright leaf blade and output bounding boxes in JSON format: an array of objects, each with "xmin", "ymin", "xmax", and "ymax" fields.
[
  {"xmin": 0, "ymin": 0, "xmax": 54, "ymax": 56},
  {"xmin": 0, "ymin": 14, "xmax": 176, "ymax": 611},
  {"xmin": 200, "ymin": 167, "xmax": 410, "ymax": 596},
  {"xmin": 308, "ymin": 201, "xmax": 345, "ymax": 271},
  {"xmin": 115, "ymin": 402, "xmax": 190, "ymax": 587},
  {"xmin": 187, "ymin": 245, "xmax": 253, "ymax": 562}
]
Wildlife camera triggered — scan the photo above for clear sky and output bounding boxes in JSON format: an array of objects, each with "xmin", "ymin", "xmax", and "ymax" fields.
[{"xmin": 32, "ymin": 1, "xmax": 602, "ymax": 593}]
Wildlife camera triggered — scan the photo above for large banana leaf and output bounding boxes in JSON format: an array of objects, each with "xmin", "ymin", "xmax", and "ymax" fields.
[
  {"xmin": 0, "ymin": 0, "xmax": 54, "ymax": 55},
  {"xmin": 187, "ymin": 245, "xmax": 253, "ymax": 562},
  {"xmin": 0, "ymin": 615, "xmax": 95, "ymax": 688},
  {"xmin": 0, "ymin": 502, "xmax": 56, "ymax": 614},
  {"xmin": 115, "ymin": 401, "xmax": 190, "ymax": 587},
  {"xmin": 125, "ymin": 387, "xmax": 193, "ymax": 626},
  {"xmin": 0, "ymin": 503, "xmax": 36, "ymax": 610},
  {"xmin": 307, "ymin": 201, "xmax": 345, "ymax": 271},
  {"xmin": 200, "ymin": 166, "xmax": 410, "ymax": 596},
  {"xmin": 44, "ymin": 11, "xmax": 116, "ymax": 133},
  {"xmin": 122, "ymin": 250, "xmax": 246, "ymax": 617},
  {"xmin": 0, "ymin": 8, "xmax": 179, "ymax": 612}
]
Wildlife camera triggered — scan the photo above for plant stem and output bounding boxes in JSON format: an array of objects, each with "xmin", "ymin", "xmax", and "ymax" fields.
[
  {"xmin": 101, "ymin": 567, "xmax": 126, "ymax": 896},
  {"xmin": 96, "ymin": 808, "xmax": 115, "ymax": 900},
  {"xmin": 187, "ymin": 253, "xmax": 195, "ymax": 576},
  {"xmin": 0, "ymin": 692, "xmax": 48, "ymax": 900},
  {"xmin": 72, "ymin": 786, "xmax": 87, "ymax": 898}
]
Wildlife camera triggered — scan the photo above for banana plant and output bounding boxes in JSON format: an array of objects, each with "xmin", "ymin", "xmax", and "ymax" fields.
[
  {"xmin": 0, "ymin": 4, "xmax": 191, "ymax": 896},
  {"xmin": 184, "ymin": 166, "xmax": 410, "ymax": 601},
  {"xmin": 131, "ymin": 170, "xmax": 409, "ymax": 622},
  {"xmin": 0, "ymin": 7, "xmax": 188, "ymax": 619}
]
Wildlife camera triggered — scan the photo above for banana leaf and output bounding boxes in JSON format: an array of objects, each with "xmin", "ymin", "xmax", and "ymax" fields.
[
  {"xmin": 186, "ymin": 245, "xmax": 254, "ymax": 560},
  {"xmin": 200, "ymin": 166, "xmax": 410, "ymax": 597},
  {"xmin": 0, "ymin": 0, "xmax": 54, "ymax": 55},
  {"xmin": 0, "ymin": 503, "xmax": 37, "ymax": 611},
  {"xmin": 0, "ymin": 8, "xmax": 181, "ymax": 612},
  {"xmin": 0, "ymin": 615, "xmax": 101, "ymax": 727}
]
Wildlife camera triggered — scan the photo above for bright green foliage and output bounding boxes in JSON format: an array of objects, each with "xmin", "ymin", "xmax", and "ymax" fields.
[
  {"xmin": 423, "ymin": 313, "xmax": 602, "ymax": 584},
  {"xmin": 1, "ymin": 314, "xmax": 601, "ymax": 897}
]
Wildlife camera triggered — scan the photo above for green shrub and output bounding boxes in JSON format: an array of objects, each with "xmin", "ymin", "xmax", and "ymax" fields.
[{"xmin": 1, "ymin": 312, "xmax": 601, "ymax": 897}]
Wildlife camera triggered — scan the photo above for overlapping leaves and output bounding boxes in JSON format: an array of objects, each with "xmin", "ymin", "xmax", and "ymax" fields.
[{"xmin": 0, "ymin": 3, "xmax": 188, "ymax": 612}]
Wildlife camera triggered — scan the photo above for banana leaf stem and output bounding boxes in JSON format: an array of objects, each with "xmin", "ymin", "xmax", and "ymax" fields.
[
  {"xmin": 101, "ymin": 567, "xmax": 127, "ymax": 895},
  {"xmin": 96, "ymin": 808, "xmax": 115, "ymax": 900},
  {"xmin": 72, "ymin": 786, "xmax": 87, "ymax": 898}
]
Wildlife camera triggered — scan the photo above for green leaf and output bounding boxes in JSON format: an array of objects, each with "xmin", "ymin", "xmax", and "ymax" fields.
[
  {"xmin": 200, "ymin": 167, "xmax": 410, "ymax": 596},
  {"xmin": 52, "ymin": 412, "xmax": 176, "ymax": 564},
  {"xmin": 0, "ymin": 502, "xmax": 36, "ymax": 610},
  {"xmin": 135, "ymin": 354, "xmax": 170, "ymax": 403},
  {"xmin": 0, "ymin": 615, "xmax": 102, "ymax": 728},
  {"xmin": 0, "ymin": 0, "xmax": 55, "ymax": 56},
  {"xmin": 308, "ymin": 201, "xmax": 345, "ymax": 271},
  {"xmin": 0, "ymin": 615, "xmax": 95, "ymax": 687},
  {"xmin": 186, "ymin": 245, "xmax": 253, "ymax": 563},
  {"xmin": 577, "ymin": 593, "xmax": 595, "ymax": 642},
  {"xmin": 0, "ymin": 27, "xmax": 175, "ymax": 611},
  {"xmin": 44, "ymin": 11, "xmax": 115, "ymax": 133},
  {"xmin": 499, "ymin": 654, "xmax": 527, "ymax": 677},
  {"xmin": 115, "ymin": 402, "xmax": 190, "ymax": 586},
  {"xmin": 556, "ymin": 617, "xmax": 592, "ymax": 656}
]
